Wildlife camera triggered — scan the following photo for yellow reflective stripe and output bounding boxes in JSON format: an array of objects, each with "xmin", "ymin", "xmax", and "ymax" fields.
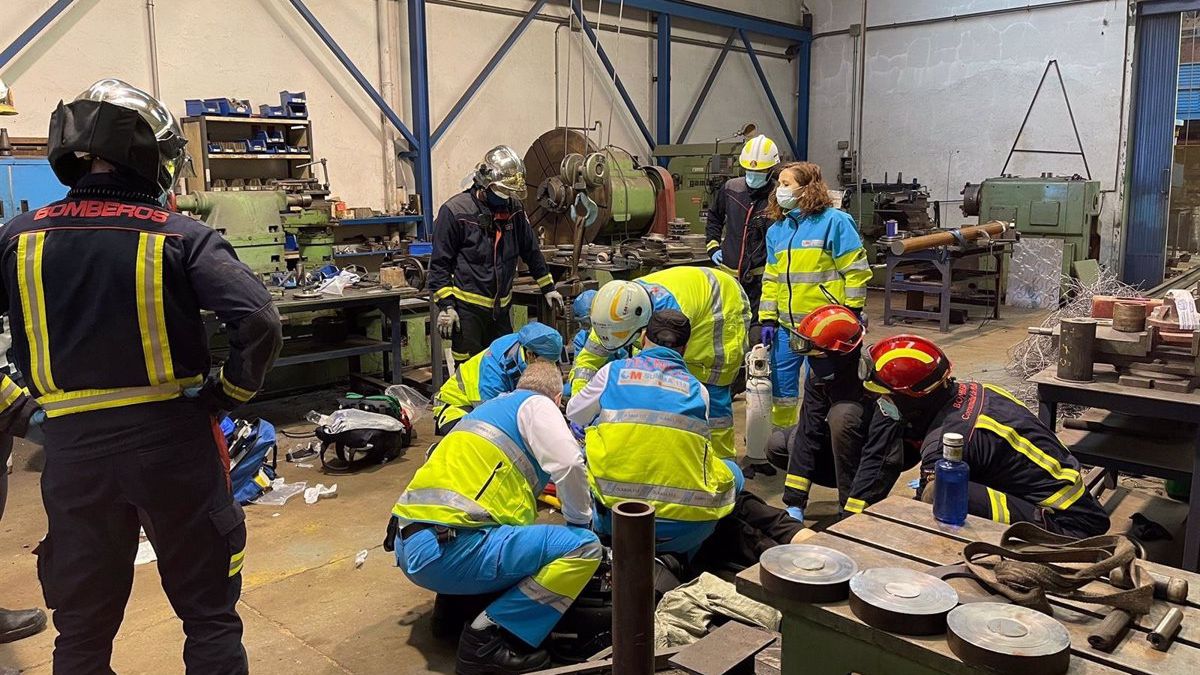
[
  {"xmin": 706, "ymin": 240, "xmax": 720, "ymax": 252},
  {"xmin": 450, "ymin": 286, "xmax": 512, "ymax": 308},
  {"xmin": 0, "ymin": 377, "xmax": 25, "ymax": 412},
  {"xmin": 976, "ymin": 415, "xmax": 1080, "ymax": 483},
  {"xmin": 527, "ymin": 540, "xmax": 602, "ymax": 600},
  {"xmin": 845, "ymin": 497, "xmax": 867, "ymax": 514},
  {"xmin": 37, "ymin": 376, "xmax": 203, "ymax": 418},
  {"xmin": 984, "ymin": 384, "xmax": 1027, "ymax": 409},
  {"xmin": 784, "ymin": 474, "xmax": 811, "ymax": 491},
  {"xmin": 987, "ymin": 488, "xmax": 1011, "ymax": 524},
  {"xmin": 875, "ymin": 347, "xmax": 934, "ymax": 369},
  {"xmin": 18, "ymin": 232, "xmax": 56, "ymax": 394},
  {"xmin": 228, "ymin": 549, "xmax": 246, "ymax": 577},
  {"xmin": 136, "ymin": 233, "xmax": 174, "ymax": 384},
  {"xmin": 433, "ymin": 286, "xmax": 454, "ymax": 301},
  {"xmin": 536, "ymin": 274, "xmax": 554, "ymax": 288},
  {"xmin": 1039, "ymin": 476, "xmax": 1086, "ymax": 511},
  {"xmin": 219, "ymin": 369, "xmax": 256, "ymax": 403},
  {"xmin": 811, "ymin": 312, "xmax": 858, "ymax": 339}
]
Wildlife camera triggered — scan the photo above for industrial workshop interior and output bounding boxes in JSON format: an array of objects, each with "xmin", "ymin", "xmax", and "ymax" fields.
[{"xmin": 7, "ymin": 0, "xmax": 1200, "ymax": 674}]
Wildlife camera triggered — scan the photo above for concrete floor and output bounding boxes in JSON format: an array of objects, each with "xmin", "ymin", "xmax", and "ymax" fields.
[{"xmin": 0, "ymin": 295, "xmax": 1048, "ymax": 674}]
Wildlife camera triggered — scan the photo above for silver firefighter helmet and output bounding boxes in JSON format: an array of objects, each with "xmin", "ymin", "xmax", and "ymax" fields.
[{"xmin": 474, "ymin": 145, "xmax": 527, "ymax": 199}]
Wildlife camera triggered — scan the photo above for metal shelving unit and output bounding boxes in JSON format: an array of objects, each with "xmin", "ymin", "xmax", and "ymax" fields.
[{"xmin": 180, "ymin": 114, "xmax": 314, "ymax": 192}]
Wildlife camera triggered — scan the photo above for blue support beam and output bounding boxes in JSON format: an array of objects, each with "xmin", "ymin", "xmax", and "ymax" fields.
[
  {"xmin": 622, "ymin": 0, "xmax": 810, "ymax": 43},
  {"xmin": 287, "ymin": 0, "xmax": 418, "ymax": 149},
  {"xmin": 573, "ymin": 3, "xmax": 656, "ymax": 149},
  {"xmin": 0, "ymin": 0, "xmax": 77, "ymax": 72},
  {"xmin": 676, "ymin": 30, "xmax": 734, "ymax": 144},
  {"xmin": 655, "ymin": 13, "xmax": 671, "ymax": 163},
  {"xmin": 796, "ymin": 41, "xmax": 810, "ymax": 160},
  {"xmin": 432, "ymin": 0, "xmax": 548, "ymax": 147},
  {"xmin": 408, "ymin": 0, "xmax": 435, "ymax": 240},
  {"xmin": 738, "ymin": 30, "xmax": 797, "ymax": 158}
]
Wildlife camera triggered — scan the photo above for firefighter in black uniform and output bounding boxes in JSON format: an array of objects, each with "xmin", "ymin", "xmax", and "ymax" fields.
[
  {"xmin": 764, "ymin": 305, "xmax": 870, "ymax": 523},
  {"xmin": 429, "ymin": 145, "xmax": 564, "ymax": 363},
  {"xmin": 0, "ymin": 79, "xmax": 282, "ymax": 674},
  {"xmin": 846, "ymin": 334, "xmax": 1109, "ymax": 538},
  {"xmin": 705, "ymin": 134, "xmax": 779, "ymax": 341}
]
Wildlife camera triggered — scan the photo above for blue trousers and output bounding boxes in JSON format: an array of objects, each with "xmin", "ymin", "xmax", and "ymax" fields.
[
  {"xmin": 394, "ymin": 524, "xmax": 602, "ymax": 647},
  {"xmin": 770, "ymin": 331, "xmax": 807, "ymax": 428},
  {"xmin": 592, "ymin": 459, "xmax": 745, "ymax": 557}
]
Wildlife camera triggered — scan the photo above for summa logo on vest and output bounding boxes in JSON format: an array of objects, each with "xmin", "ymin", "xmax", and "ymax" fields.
[
  {"xmin": 34, "ymin": 200, "xmax": 170, "ymax": 223},
  {"xmin": 617, "ymin": 368, "xmax": 690, "ymax": 395}
]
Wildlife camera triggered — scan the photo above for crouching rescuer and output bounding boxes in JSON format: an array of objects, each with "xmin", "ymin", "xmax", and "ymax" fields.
[
  {"xmin": 390, "ymin": 361, "xmax": 600, "ymax": 674},
  {"xmin": 0, "ymin": 79, "xmax": 282, "ymax": 673}
]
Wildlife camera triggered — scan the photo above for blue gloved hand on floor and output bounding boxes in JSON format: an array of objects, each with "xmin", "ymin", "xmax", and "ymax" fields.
[{"xmin": 786, "ymin": 506, "xmax": 805, "ymax": 523}]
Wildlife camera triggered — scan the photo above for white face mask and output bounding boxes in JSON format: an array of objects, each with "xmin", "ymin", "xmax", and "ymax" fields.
[{"xmin": 776, "ymin": 186, "xmax": 799, "ymax": 210}]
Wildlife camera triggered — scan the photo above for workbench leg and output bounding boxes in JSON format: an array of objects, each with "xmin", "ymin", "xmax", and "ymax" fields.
[
  {"xmin": 1038, "ymin": 398, "xmax": 1057, "ymax": 430},
  {"xmin": 883, "ymin": 260, "xmax": 895, "ymax": 326},
  {"xmin": 430, "ymin": 299, "xmax": 444, "ymax": 391},
  {"xmin": 992, "ymin": 252, "xmax": 1002, "ymax": 320},
  {"xmin": 1185, "ymin": 429, "xmax": 1200, "ymax": 571},
  {"xmin": 938, "ymin": 258, "xmax": 951, "ymax": 333}
]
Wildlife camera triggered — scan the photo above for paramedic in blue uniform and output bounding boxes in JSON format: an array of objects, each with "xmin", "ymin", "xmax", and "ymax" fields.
[{"xmin": 0, "ymin": 79, "xmax": 282, "ymax": 674}]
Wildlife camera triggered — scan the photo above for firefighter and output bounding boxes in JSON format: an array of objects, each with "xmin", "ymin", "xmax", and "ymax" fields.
[
  {"xmin": 0, "ymin": 79, "xmax": 282, "ymax": 673},
  {"xmin": 706, "ymin": 134, "xmax": 780, "ymax": 342},
  {"xmin": 429, "ymin": 145, "xmax": 565, "ymax": 363},
  {"xmin": 756, "ymin": 162, "xmax": 871, "ymax": 475},
  {"xmin": 766, "ymin": 305, "xmax": 869, "ymax": 524},
  {"xmin": 847, "ymin": 335, "xmax": 1110, "ymax": 538},
  {"xmin": 432, "ymin": 322, "xmax": 564, "ymax": 435},
  {"xmin": 566, "ymin": 310, "xmax": 742, "ymax": 556},
  {"xmin": 569, "ymin": 266, "xmax": 750, "ymax": 460},
  {"xmin": 391, "ymin": 361, "xmax": 598, "ymax": 674}
]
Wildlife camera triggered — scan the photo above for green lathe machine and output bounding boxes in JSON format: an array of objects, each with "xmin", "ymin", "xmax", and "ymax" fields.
[{"xmin": 651, "ymin": 141, "xmax": 743, "ymax": 233}]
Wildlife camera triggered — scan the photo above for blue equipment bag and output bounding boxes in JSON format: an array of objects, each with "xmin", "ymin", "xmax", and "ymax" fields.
[{"xmin": 222, "ymin": 417, "xmax": 279, "ymax": 504}]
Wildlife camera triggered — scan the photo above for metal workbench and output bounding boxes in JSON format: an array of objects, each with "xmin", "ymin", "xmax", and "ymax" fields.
[
  {"xmin": 882, "ymin": 242, "xmax": 1011, "ymax": 332},
  {"xmin": 1032, "ymin": 364, "xmax": 1200, "ymax": 571},
  {"xmin": 736, "ymin": 496, "xmax": 1200, "ymax": 674}
]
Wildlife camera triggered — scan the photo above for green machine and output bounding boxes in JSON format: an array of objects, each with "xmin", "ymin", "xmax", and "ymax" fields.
[
  {"xmin": 176, "ymin": 191, "xmax": 305, "ymax": 275},
  {"xmin": 960, "ymin": 174, "xmax": 1101, "ymax": 275},
  {"xmin": 652, "ymin": 142, "xmax": 743, "ymax": 233}
]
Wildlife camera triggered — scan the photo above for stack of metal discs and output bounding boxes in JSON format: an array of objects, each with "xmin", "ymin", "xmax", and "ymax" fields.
[
  {"xmin": 947, "ymin": 602, "xmax": 1070, "ymax": 674},
  {"xmin": 848, "ymin": 568, "xmax": 959, "ymax": 635},
  {"xmin": 759, "ymin": 545, "xmax": 858, "ymax": 603}
]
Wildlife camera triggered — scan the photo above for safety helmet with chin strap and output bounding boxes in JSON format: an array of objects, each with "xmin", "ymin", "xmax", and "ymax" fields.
[
  {"xmin": 590, "ymin": 281, "xmax": 652, "ymax": 351},
  {"xmin": 794, "ymin": 305, "xmax": 864, "ymax": 355},
  {"xmin": 474, "ymin": 145, "xmax": 527, "ymax": 199},
  {"xmin": 47, "ymin": 79, "xmax": 189, "ymax": 201},
  {"xmin": 859, "ymin": 334, "xmax": 951, "ymax": 397}
]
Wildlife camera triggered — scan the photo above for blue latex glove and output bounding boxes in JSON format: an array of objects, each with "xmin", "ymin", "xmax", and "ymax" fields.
[
  {"xmin": 711, "ymin": 250, "xmax": 723, "ymax": 266},
  {"xmin": 908, "ymin": 478, "xmax": 922, "ymax": 491},
  {"xmin": 569, "ymin": 422, "xmax": 587, "ymax": 443},
  {"xmin": 29, "ymin": 409, "xmax": 46, "ymax": 426},
  {"xmin": 760, "ymin": 323, "xmax": 777, "ymax": 347},
  {"xmin": 183, "ymin": 385, "xmax": 203, "ymax": 399},
  {"xmin": 786, "ymin": 506, "xmax": 805, "ymax": 523}
]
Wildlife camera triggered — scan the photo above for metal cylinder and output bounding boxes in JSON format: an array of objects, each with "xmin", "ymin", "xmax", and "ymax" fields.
[
  {"xmin": 1110, "ymin": 567, "xmax": 1189, "ymax": 603},
  {"xmin": 1112, "ymin": 301, "xmax": 1146, "ymax": 333},
  {"xmin": 1148, "ymin": 607, "xmax": 1183, "ymax": 651},
  {"xmin": 1087, "ymin": 609, "xmax": 1133, "ymax": 652},
  {"xmin": 612, "ymin": 500, "xmax": 655, "ymax": 675},
  {"xmin": 1057, "ymin": 318, "xmax": 1097, "ymax": 382},
  {"xmin": 889, "ymin": 221, "xmax": 1008, "ymax": 255}
]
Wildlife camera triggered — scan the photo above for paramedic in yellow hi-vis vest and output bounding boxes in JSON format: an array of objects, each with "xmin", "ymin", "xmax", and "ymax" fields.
[
  {"xmin": 569, "ymin": 266, "xmax": 749, "ymax": 460},
  {"xmin": 756, "ymin": 162, "xmax": 871, "ymax": 479},
  {"xmin": 392, "ymin": 362, "xmax": 598, "ymax": 674},
  {"xmin": 0, "ymin": 80, "xmax": 282, "ymax": 674}
]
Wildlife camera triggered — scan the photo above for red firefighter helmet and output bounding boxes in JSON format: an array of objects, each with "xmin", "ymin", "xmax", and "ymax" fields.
[
  {"xmin": 794, "ymin": 305, "xmax": 864, "ymax": 354},
  {"xmin": 859, "ymin": 334, "xmax": 951, "ymax": 397}
]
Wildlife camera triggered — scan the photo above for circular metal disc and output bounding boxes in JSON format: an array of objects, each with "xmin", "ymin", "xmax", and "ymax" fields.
[
  {"xmin": 759, "ymin": 545, "xmax": 858, "ymax": 603},
  {"xmin": 948, "ymin": 603, "xmax": 1070, "ymax": 674},
  {"xmin": 849, "ymin": 568, "xmax": 959, "ymax": 635},
  {"xmin": 521, "ymin": 129, "xmax": 610, "ymax": 245}
]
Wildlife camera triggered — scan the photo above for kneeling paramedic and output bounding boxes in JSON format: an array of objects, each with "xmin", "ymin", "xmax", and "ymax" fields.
[
  {"xmin": 570, "ymin": 266, "xmax": 749, "ymax": 460},
  {"xmin": 432, "ymin": 322, "xmax": 563, "ymax": 435},
  {"xmin": 768, "ymin": 305, "xmax": 869, "ymax": 524},
  {"xmin": 392, "ymin": 361, "xmax": 599, "ymax": 674},
  {"xmin": 567, "ymin": 310, "xmax": 742, "ymax": 557},
  {"xmin": 848, "ymin": 335, "xmax": 1109, "ymax": 538},
  {"xmin": 0, "ymin": 79, "xmax": 282, "ymax": 674}
]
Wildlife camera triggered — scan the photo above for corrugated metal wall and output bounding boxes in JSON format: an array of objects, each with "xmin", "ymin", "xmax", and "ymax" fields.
[{"xmin": 1125, "ymin": 11, "xmax": 1182, "ymax": 287}]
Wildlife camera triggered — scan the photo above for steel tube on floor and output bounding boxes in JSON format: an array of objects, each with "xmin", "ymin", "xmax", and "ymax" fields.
[{"xmin": 612, "ymin": 500, "xmax": 655, "ymax": 675}]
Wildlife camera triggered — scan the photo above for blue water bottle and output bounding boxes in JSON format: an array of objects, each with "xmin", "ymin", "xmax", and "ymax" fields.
[{"xmin": 933, "ymin": 432, "xmax": 969, "ymax": 526}]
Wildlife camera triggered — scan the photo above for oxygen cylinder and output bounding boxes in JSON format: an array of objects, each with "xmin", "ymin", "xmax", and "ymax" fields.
[{"xmin": 744, "ymin": 344, "xmax": 773, "ymax": 462}]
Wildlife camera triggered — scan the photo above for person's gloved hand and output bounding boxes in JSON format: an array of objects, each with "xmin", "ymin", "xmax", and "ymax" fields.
[
  {"xmin": 183, "ymin": 385, "xmax": 203, "ymax": 399},
  {"xmin": 436, "ymin": 307, "xmax": 459, "ymax": 339},
  {"xmin": 710, "ymin": 250, "xmax": 723, "ymax": 266},
  {"xmin": 569, "ymin": 422, "xmax": 587, "ymax": 443},
  {"xmin": 760, "ymin": 321, "xmax": 777, "ymax": 347},
  {"xmin": 786, "ymin": 506, "xmax": 805, "ymax": 523},
  {"xmin": 544, "ymin": 290, "xmax": 566, "ymax": 314},
  {"xmin": 29, "ymin": 409, "xmax": 46, "ymax": 427},
  {"xmin": 738, "ymin": 456, "xmax": 777, "ymax": 480}
]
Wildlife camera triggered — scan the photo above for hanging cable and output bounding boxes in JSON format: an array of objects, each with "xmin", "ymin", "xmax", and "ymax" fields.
[
  {"xmin": 584, "ymin": 0, "xmax": 605, "ymax": 147},
  {"xmin": 605, "ymin": 0, "xmax": 627, "ymax": 148}
]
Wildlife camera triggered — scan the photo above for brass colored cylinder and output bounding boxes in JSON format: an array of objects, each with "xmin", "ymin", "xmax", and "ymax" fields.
[
  {"xmin": 889, "ymin": 221, "xmax": 1008, "ymax": 255},
  {"xmin": 1112, "ymin": 301, "xmax": 1146, "ymax": 333}
]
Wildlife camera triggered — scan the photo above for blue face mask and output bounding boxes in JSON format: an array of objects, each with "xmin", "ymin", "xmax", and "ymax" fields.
[
  {"xmin": 776, "ymin": 186, "xmax": 799, "ymax": 210},
  {"xmin": 745, "ymin": 171, "xmax": 769, "ymax": 190},
  {"xmin": 485, "ymin": 189, "xmax": 510, "ymax": 210}
]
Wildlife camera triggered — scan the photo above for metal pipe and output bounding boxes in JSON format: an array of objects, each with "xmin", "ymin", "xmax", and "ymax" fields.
[
  {"xmin": 655, "ymin": 12, "xmax": 671, "ymax": 154},
  {"xmin": 377, "ymin": 0, "xmax": 398, "ymax": 212},
  {"xmin": 611, "ymin": 500, "xmax": 655, "ymax": 675},
  {"xmin": 408, "ymin": 0, "xmax": 434, "ymax": 239},
  {"xmin": 889, "ymin": 222, "xmax": 1008, "ymax": 255},
  {"xmin": 1148, "ymin": 608, "xmax": 1183, "ymax": 651},
  {"xmin": 1057, "ymin": 318, "xmax": 1097, "ymax": 383},
  {"xmin": 145, "ymin": 1, "xmax": 161, "ymax": 98},
  {"xmin": 738, "ymin": 30, "xmax": 796, "ymax": 157},
  {"xmin": 0, "ymin": 0, "xmax": 78, "ymax": 72},
  {"xmin": 854, "ymin": 0, "xmax": 867, "ymax": 219},
  {"xmin": 812, "ymin": 0, "xmax": 1111, "ymax": 40},
  {"xmin": 796, "ymin": 39, "xmax": 810, "ymax": 159}
]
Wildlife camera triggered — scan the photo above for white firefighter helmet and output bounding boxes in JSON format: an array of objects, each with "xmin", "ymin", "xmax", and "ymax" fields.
[
  {"xmin": 739, "ymin": 134, "xmax": 780, "ymax": 171},
  {"xmin": 590, "ymin": 280, "xmax": 653, "ymax": 351}
]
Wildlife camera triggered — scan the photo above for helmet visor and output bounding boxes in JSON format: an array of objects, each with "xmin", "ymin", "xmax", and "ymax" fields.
[{"xmin": 491, "ymin": 172, "xmax": 527, "ymax": 199}]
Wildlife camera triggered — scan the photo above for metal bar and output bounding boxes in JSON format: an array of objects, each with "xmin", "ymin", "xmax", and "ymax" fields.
[
  {"xmin": 0, "ymin": 0, "xmax": 77, "ymax": 72},
  {"xmin": 409, "ymin": 0, "xmax": 434, "ymax": 240},
  {"xmin": 431, "ymin": 0, "xmax": 548, "ymax": 147},
  {"xmin": 812, "ymin": 0, "xmax": 1109, "ymax": 39},
  {"xmin": 655, "ymin": 12, "xmax": 671, "ymax": 162},
  {"xmin": 612, "ymin": 501, "xmax": 655, "ymax": 675},
  {"xmin": 1053, "ymin": 60, "xmax": 1092, "ymax": 179},
  {"xmin": 796, "ymin": 39, "xmax": 811, "ymax": 159},
  {"xmin": 676, "ymin": 31, "xmax": 735, "ymax": 144},
  {"xmin": 1000, "ymin": 59, "xmax": 1053, "ymax": 176},
  {"xmin": 738, "ymin": 30, "xmax": 797, "ymax": 157},
  {"xmin": 1010, "ymin": 149, "xmax": 1086, "ymax": 155},
  {"xmin": 288, "ymin": 0, "xmax": 418, "ymax": 149},
  {"xmin": 573, "ymin": 4, "xmax": 656, "ymax": 149},
  {"xmin": 621, "ymin": 0, "xmax": 811, "ymax": 42}
]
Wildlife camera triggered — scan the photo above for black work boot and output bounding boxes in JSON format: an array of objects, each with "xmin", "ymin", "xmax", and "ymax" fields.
[
  {"xmin": 0, "ymin": 607, "xmax": 47, "ymax": 644},
  {"xmin": 455, "ymin": 623, "xmax": 551, "ymax": 674}
]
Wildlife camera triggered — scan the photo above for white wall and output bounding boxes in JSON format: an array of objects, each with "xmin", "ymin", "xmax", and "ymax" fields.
[
  {"xmin": 0, "ymin": 0, "xmax": 807, "ymax": 216},
  {"xmin": 806, "ymin": 0, "xmax": 1130, "ymax": 262}
]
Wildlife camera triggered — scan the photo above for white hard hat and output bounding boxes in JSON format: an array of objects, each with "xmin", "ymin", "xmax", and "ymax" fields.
[
  {"xmin": 591, "ymin": 281, "xmax": 653, "ymax": 351},
  {"xmin": 739, "ymin": 134, "xmax": 780, "ymax": 171}
]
